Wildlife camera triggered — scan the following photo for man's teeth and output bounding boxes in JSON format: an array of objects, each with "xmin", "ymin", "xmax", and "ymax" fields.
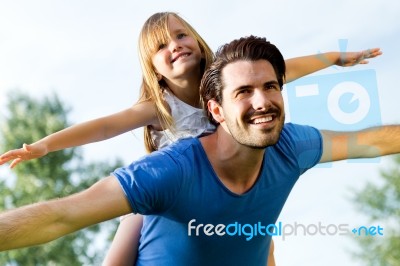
[{"xmin": 253, "ymin": 116, "xmax": 273, "ymax": 124}]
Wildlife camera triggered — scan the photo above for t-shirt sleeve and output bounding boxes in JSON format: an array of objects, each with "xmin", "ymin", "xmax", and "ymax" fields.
[
  {"xmin": 280, "ymin": 123, "xmax": 323, "ymax": 174},
  {"xmin": 111, "ymin": 150, "xmax": 183, "ymax": 215}
]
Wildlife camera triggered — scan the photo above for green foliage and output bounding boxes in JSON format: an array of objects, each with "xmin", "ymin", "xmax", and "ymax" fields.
[
  {"xmin": 0, "ymin": 91, "xmax": 123, "ymax": 265},
  {"xmin": 352, "ymin": 155, "xmax": 400, "ymax": 266}
]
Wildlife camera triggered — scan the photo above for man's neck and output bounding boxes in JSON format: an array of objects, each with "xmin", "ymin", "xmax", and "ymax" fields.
[{"xmin": 200, "ymin": 127, "xmax": 266, "ymax": 195}]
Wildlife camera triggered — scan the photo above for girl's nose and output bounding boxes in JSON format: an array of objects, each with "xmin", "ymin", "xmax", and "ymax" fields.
[{"xmin": 168, "ymin": 39, "xmax": 182, "ymax": 52}]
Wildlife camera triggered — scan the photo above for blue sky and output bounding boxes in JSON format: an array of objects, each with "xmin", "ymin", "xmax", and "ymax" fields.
[{"xmin": 1, "ymin": 1, "xmax": 399, "ymax": 265}]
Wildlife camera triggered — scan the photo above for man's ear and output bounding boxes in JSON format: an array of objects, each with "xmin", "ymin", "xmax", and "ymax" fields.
[{"xmin": 208, "ymin": 99, "xmax": 225, "ymax": 123}]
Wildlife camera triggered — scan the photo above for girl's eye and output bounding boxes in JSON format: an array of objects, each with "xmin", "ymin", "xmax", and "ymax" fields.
[
  {"xmin": 158, "ymin": 43, "xmax": 166, "ymax": 50},
  {"xmin": 177, "ymin": 33, "xmax": 186, "ymax": 39}
]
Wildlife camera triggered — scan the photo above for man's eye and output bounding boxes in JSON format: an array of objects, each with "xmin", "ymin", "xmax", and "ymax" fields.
[
  {"xmin": 237, "ymin": 89, "xmax": 250, "ymax": 96},
  {"xmin": 266, "ymin": 85, "xmax": 280, "ymax": 91}
]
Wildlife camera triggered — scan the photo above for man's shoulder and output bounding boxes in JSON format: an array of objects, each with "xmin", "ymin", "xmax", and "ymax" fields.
[
  {"xmin": 157, "ymin": 137, "xmax": 202, "ymax": 159},
  {"xmin": 126, "ymin": 137, "xmax": 201, "ymax": 172},
  {"xmin": 282, "ymin": 122, "xmax": 314, "ymax": 131},
  {"xmin": 115, "ymin": 137, "xmax": 201, "ymax": 181},
  {"xmin": 276, "ymin": 123, "xmax": 323, "ymax": 167},
  {"xmin": 276, "ymin": 123, "xmax": 322, "ymax": 153},
  {"xmin": 281, "ymin": 123, "xmax": 321, "ymax": 139}
]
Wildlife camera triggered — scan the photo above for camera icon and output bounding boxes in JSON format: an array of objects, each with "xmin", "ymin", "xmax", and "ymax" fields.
[
  {"xmin": 286, "ymin": 69, "xmax": 382, "ymax": 165},
  {"xmin": 286, "ymin": 69, "xmax": 382, "ymax": 131}
]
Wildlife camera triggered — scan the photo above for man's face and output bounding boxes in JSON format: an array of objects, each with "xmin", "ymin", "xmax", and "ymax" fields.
[{"xmin": 218, "ymin": 59, "xmax": 285, "ymax": 149}]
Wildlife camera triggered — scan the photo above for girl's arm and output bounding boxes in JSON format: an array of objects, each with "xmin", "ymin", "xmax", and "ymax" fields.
[
  {"xmin": 267, "ymin": 239, "xmax": 276, "ymax": 266},
  {"xmin": 284, "ymin": 48, "xmax": 382, "ymax": 83},
  {"xmin": 0, "ymin": 101, "xmax": 159, "ymax": 168},
  {"xmin": 102, "ymin": 214, "xmax": 143, "ymax": 266}
]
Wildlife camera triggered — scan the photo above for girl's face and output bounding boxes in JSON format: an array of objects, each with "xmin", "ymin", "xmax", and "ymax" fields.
[{"xmin": 151, "ymin": 16, "xmax": 203, "ymax": 82}]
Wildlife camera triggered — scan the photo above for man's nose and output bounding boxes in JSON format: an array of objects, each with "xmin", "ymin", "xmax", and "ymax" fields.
[{"xmin": 252, "ymin": 89, "xmax": 272, "ymax": 110}]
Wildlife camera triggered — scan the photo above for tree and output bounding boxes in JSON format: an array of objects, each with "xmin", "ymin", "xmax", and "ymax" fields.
[
  {"xmin": 0, "ymin": 91, "xmax": 123, "ymax": 265},
  {"xmin": 352, "ymin": 155, "xmax": 400, "ymax": 266}
]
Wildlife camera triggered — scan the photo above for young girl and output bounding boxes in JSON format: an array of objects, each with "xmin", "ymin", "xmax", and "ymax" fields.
[{"xmin": 0, "ymin": 12, "xmax": 381, "ymax": 266}]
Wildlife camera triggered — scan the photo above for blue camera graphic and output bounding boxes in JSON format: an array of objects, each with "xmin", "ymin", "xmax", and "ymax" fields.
[
  {"xmin": 286, "ymin": 69, "xmax": 381, "ymax": 131},
  {"xmin": 286, "ymin": 69, "xmax": 382, "ymax": 164}
]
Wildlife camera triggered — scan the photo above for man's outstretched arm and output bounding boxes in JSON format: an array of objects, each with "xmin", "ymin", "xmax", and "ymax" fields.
[
  {"xmin": 0, "ymin": 176, "xmax": 131, "ymax": 251},
  {"xmin": 320, "ymin": 125, "xmax": 400, "ymax": 163}
]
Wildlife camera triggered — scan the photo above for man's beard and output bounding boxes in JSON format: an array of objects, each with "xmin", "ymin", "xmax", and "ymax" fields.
[{"xmin": 225, "ymin": 109, "xmax": 285, "ymax": 149}]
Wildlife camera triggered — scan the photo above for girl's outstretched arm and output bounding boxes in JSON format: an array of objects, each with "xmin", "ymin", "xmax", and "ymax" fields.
[
  {"xmin": 0, "ymin": 101, "xmax": 159, "ymax": 168},
  {"xmin": 284, "ymin": 48, "xmax": 382, "ymax": 83}
]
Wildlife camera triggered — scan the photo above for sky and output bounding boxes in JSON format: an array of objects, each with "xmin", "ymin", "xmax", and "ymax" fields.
[{"xmin": 0, "ymin": 0, "xmax": 399, "ymax": 265}]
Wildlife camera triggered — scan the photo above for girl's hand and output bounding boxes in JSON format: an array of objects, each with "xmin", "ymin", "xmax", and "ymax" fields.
[
  {"xmin": 337, "ymin": 48, "xmax": 382, "ymax": 66},
  {"xmin": 0, "ymin": 143, "xmax": 48, "ymax": 168}
]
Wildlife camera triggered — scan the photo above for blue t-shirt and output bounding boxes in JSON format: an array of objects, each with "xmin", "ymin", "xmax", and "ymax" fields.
[{"xmin": 113, "ymin": 123, "xmax": 322, "ymax": 266}]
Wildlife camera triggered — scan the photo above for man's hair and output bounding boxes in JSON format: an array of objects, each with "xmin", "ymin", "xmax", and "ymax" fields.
[{"xmin": 200, "ymin": 35, "xmax": 286, "ymax": 125}]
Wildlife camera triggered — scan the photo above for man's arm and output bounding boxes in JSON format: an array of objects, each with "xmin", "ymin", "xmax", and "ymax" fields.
[
  {"xmin": 0, "ymin": 176, "xmax": 131, "ymax": 251},
  {"xmin": 320, "ymin": 125, "xmax": 400, "ymax": 163}
]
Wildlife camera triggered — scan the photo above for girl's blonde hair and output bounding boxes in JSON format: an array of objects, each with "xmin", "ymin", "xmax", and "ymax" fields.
[{"xmin": 138, "ymin": 12, "xmax": 214, "ymax": 152}]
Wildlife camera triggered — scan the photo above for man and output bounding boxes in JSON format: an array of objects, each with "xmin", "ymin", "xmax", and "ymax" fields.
[{"xmin": 0, "ymin": 36, "xmax": 399, "ymax": 265}]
